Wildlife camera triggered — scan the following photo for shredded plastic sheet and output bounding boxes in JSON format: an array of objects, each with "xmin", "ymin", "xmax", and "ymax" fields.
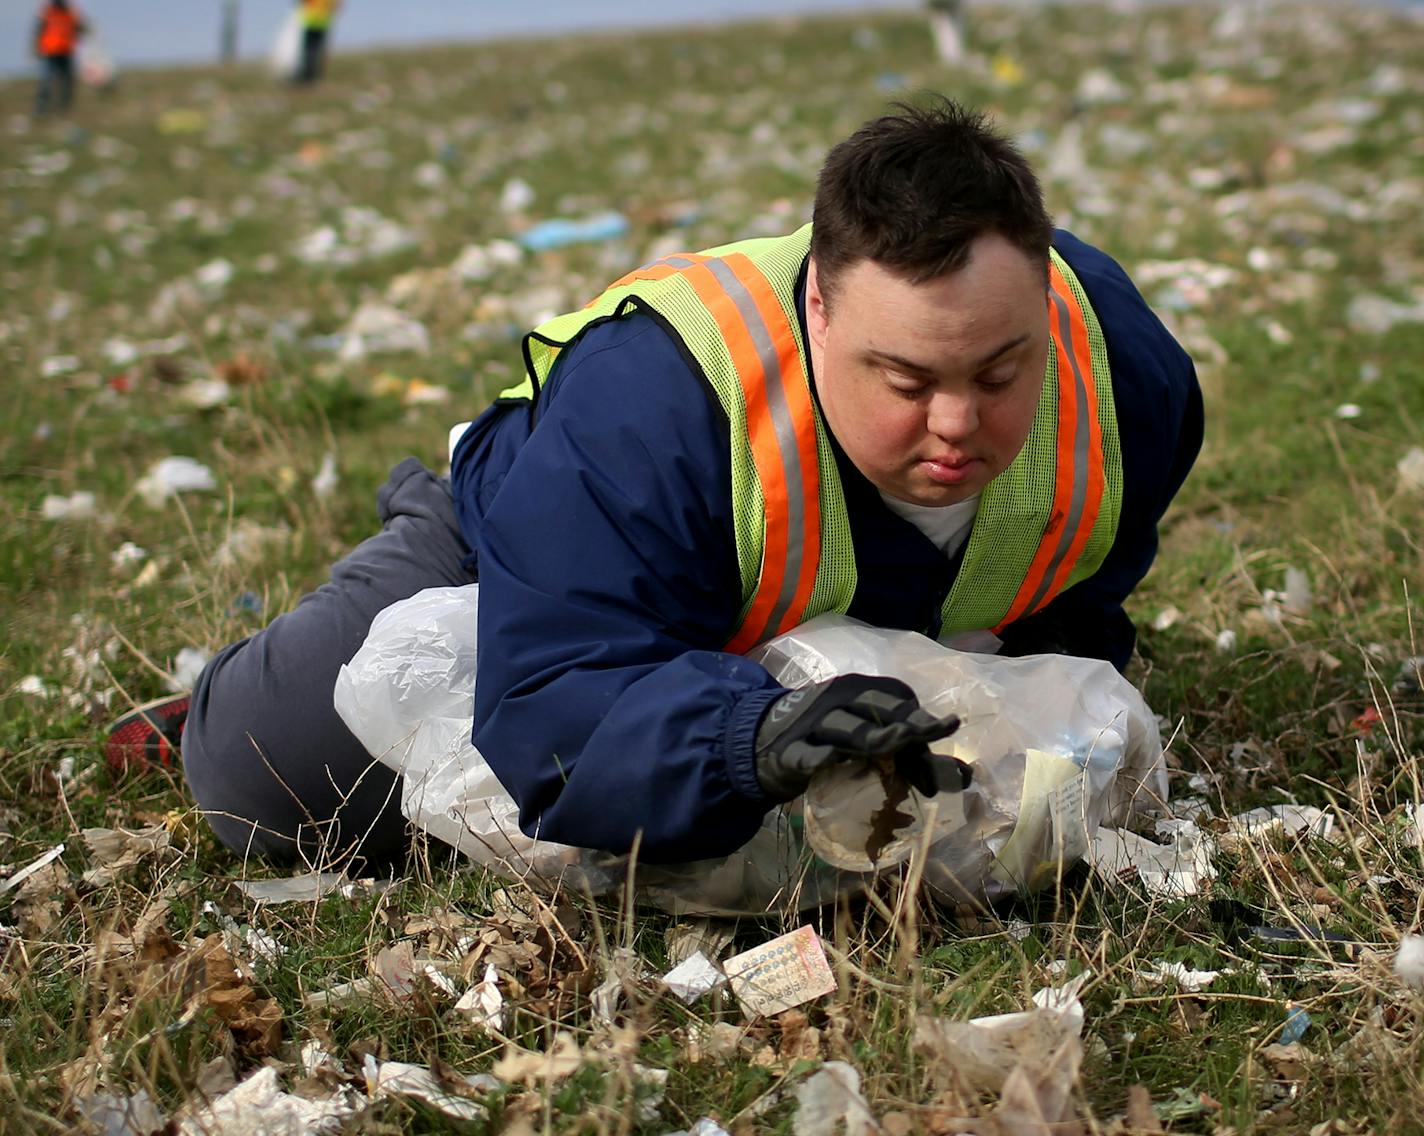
[{"xmin": 335, "ymin": 587, "xmax": 1165, "ymax": 914}]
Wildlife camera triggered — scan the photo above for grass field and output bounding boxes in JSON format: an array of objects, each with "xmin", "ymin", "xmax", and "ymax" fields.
[{"xmin": 3, "ymin": 2, "xmax": 1424, "ymax": 1132}]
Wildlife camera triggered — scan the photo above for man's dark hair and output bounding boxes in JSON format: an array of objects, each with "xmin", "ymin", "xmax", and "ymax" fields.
[{"xmin": 811, "ymin": 96, "xmax": 1053, "ymax": 308}]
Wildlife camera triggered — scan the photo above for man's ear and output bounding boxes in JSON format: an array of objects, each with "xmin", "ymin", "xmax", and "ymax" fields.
[{"xmin": 806, "ymin": 257, "xmax": 830, "ymax": 349}]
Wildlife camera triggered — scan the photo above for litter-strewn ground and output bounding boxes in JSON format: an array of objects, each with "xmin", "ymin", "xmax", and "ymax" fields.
[{"xmin": 3, "ymin": 2, "xmax": 1424, "ymax": 1132}]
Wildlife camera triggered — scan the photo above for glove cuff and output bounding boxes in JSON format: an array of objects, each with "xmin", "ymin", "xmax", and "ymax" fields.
[{"xmin": 724, "ymin": 686, "xmax": 785, "ymax": 804}]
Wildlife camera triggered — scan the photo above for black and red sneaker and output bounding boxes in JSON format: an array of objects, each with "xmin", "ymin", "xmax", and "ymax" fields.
[{"xmin": 104, "ymin": 694, "xmax": 190, "ymax": 777}]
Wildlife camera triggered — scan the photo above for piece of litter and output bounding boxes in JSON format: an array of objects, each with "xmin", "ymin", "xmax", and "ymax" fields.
[
  {"xmin": 16, "ymin": 675, "xmax": 50, "ymax": 697},
  {"xmin": 1393, "ymin": 935, "xmax": 1424, "ymax": 989},
  {"xmin": 1280, "ymin": 1004, "xmax": 1310, "ymax": 1044},
  {"xmin": 111, "ymin": 541, "xmax": 147, "ymax": 568},
  {"xmin": 1227, "ymin": 805, "xmax": 1334, "ymax": 841},
  {"xmin": 454, "ymin": 962, "xmax": 505, "ymax": 1031},
  {"xmin": 1215, "ymin": 628, "xmax": 1238, "ymax": 652},
  {"xmin": 792, "ymin": 1061, "xmax": 875, "ymax": 1136},
  {"xmin": 491, "ymin": 1030, "xmax": 584, "ymax": 1085},
  {"xmin": 1138, "ymin": 961, "xmax": 1222, "ymax": 993},
  {"xmin": 76, "ymin": 1090, "xmax": 166, "ymax": 1135},
  {"xmin": 302, "ymin": 976, "xmax": 378, "ymax": 1010},
  {"xmin": 1398, "ymin": 447, "xmax": 1424, "ymax": 493},
  {"xmin": 363, "ymin": 1054, "xmax": 497, "ymax": 1122},
  {"xmin": 41, "ymin": 354, "xmax": 80, "ymax": 377},
  {"xmin": 662, "ymin": 950, "xmax": 727, "ymax": 1004},
  {"xmin": 299, "ymin": 1039, "xmax": 340, "ymax": 1077},
  {"xmin": 134, "ymin": 456, "xmax": 217, "ymax": 507},
  {"xmin": 723, "ymin": 926, "xmax": 837, "ymax": 1018},
  {"xmin": 518, "ymin": 211, "xmax": 629, "ymax": 252},
  {"xmin": 178, "ymin": 1066, "xmax": 357, "ymax": 1135},
  {"xmin": 233, "ymin": 870, "xmax": 344, "ymax": 904},
  {"xmin": 42, "ymin": 491, "xmax": 97, "ymax": 521},
  {"xmin": 170, "ymin": 646, "xmax": 210, "ymax": 691},
  {"xmin": 1334, "ymin": 403, "xmax": 1363, "ymax": 420},
  {"xmin": 1, "ymin": 844, "xmax": 66, "ymax": 894},
  {"xmin": 1151, "ymin": 606, "xmax": 1180, "ymax": 632},
  {"xmin": 666, "ymin": 1120, "xmax": 732, "ymax": 1136},
  {"xmin": 915, "ymin": 972, "xmax": 1087, "ymax": 1095},
  {"xmin": 1282, "ymin": 567, "xmax": 1312, "ymax": 615},
  {"xmin": 1090, "ymin": 825, "xmax": 1217, "ymax": 897},
  {"xmin": 312, "ymin": 452, "xmax": 339, "ymax": 499}
]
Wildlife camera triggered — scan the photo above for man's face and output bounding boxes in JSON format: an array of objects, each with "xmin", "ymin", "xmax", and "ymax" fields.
[{"xmin": 806, "ymin": 234, "xmax": 1050, "ymax": 507}]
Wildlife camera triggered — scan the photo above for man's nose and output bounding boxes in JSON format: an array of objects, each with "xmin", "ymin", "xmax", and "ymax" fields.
[{"xmin": 926, "ymin": 390, "xmax": 978, "ymax": 441}]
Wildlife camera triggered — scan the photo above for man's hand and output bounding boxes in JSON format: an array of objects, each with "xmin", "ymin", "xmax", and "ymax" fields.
[{"xmin": 753, "ymin": 674, "xmax": 969, "ymax": 802}]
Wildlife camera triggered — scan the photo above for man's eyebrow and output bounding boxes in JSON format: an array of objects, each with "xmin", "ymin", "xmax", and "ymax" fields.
[{"xmin": 866, "ymin": 333, "xmax": 1032, "ymax": 376}]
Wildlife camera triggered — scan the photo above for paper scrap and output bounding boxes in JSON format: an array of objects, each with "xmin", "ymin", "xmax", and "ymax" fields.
[
  {"xmin": 1090, "ymin": 825, "xmax": 1217, "ymax": 896},
  {"xmin": 363, "ymin": 1055, "xmax": 497, "ymax": 1122},
  {"xmin": 1, "ymin": 844, "xmax": 66, "ymax": 894},
  {"xmin": 1138, "ymin": 961, "xmax": 1222, "ymax": 993},
  {"xmin": 1227, "ymin": 805, "xmax": 1334, "ymax": 841},
  {"xmin": 723, "ymin": 926, "xmax": 837, "ymax": 1017},
  {"xmin": 662, "ymin": 950, "xmax": 727, "ymax": 1004},
  {"xmin": 233, "ymin": 871, "xmax": 345, "ymax": 905},
  {"xmin": 454, "ymin": 963, "xmax": 504, "ymax": 1031},
  {"xmin": 792, "ymin": 1061, "xmax": 875, "ymax": 1136}
]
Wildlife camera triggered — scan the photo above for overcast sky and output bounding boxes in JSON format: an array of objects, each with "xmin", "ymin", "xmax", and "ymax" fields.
[{"xmin": 4, "ymin": 0, "xmax": 918, "ymax": 75}]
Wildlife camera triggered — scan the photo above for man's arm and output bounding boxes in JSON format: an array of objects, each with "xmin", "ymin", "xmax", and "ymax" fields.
[
  {"xmin": 997, "ymin": 231, "xmax": 1204, "ymax": 670},
  {"xmin": 468, "ymin": 314, "xmax": 788, "ymax": 863}
]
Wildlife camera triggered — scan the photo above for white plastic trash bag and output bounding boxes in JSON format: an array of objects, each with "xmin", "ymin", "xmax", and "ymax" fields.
[
  {"xmin": 268, "ymin": 10, "xmax": 302, "ymax": 81},
  {"xmin": 334, "ymin": 587, "xmax": 1166, "ymax": 914}
]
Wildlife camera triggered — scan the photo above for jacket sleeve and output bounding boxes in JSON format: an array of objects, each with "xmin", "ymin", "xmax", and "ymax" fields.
[
  {"xmin": 997, "ymin": 232, "xmax": 1204, "ymax": 671},
  {"xmin": 467, "ymin": 313, "xmax": 785, "ymax": 862}
]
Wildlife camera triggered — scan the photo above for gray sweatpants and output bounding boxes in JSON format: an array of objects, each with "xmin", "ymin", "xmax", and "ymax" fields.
[{"xmin": 183, "ymin": 459, "xmax": 475, "ymax": 868}]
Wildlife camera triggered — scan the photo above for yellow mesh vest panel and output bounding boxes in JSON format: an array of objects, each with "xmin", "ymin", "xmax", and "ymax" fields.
[{"xmin": 937, "ymin": 249, "xmax": 1121, "ymax": 637}]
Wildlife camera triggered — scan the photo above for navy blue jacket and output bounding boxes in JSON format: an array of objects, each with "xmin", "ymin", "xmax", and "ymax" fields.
[{"xmin": 451, "ymin": 231, "xmax": 1202, "ymax": 863}]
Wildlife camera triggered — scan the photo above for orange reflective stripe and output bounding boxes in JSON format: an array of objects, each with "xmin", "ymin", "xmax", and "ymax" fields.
[
  {"xmin": 995, "ymin": 260, "xmax": 1105, "ymax": 631},
  {"xmin": 594, "ymin": 252, "xmax": 711, "ymax": 302},
  {"xmin": 1042, "ymin": 262, "xmax": 1104, "ymax": 600},
  {"xmin": 680, "ymin": 262, "xmax": 791, "ymax": 652},
  {"xmin": 672, "ymin": 255, "xmax": 818, "ymax": 653},
  {"xmin": 720, "ymin": 253, "xmax": 821, "ymax": 642}
]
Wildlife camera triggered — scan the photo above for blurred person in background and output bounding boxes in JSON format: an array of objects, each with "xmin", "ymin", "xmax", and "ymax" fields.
[
  {"xmin": 33, "ymin": 0, "xmax": 86, "ymax": 115},
  {"xmin": 927, "ymin": 0, "xmax": 966, "ymax": 63},
  {"xmin": 296, "ymin": 0, "xmax": 341, "ymax": 84}
]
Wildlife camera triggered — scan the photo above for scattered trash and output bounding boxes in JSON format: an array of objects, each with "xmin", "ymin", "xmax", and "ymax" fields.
[
  {"xmin": 1334, "ymin": 402, "xmax": 1363, "ymax": 420},
  {"xmin": 1398, "ymin": 447, "xmax": 1424, "ymax": 493},
  {"xmin": 170, "ymin": 646, "xmax": 211, "ymax": 691},
  {"xmin": 76, "ymin": 1090, "xmax": 167, "ymax": 1135},
  {"xmin": 491, "ymin": 1030, "xmax": 584, "ymax": 1085},
  {"xmin": 1280, "ymin": 1003, "xmax": 1311, "ymax": 1045},
  {"xmin": 0, "ymin": 843, "xmax": 66, "ymax": 895},
  {"xmin": 233, "ymin": 870, "xmax": 345, "ymax": 905},
  {"xmin": 914, "ymin": 972, "xmax": 1090, "ymax": 1094},
  {"xmin": 42, "ymin": 491, "xmax": 97, "ymax": 521},
  {"xmin": 177, "ymin": 1066, "xmax": 357, "ymax": 1135},
  {"xmin": 498, "ymin": 177, "xmax": 536, "ymax": 214},
  {"xmin": 662, "ymin": 950, "xmax": 727, "ymax": 1004},
  {"xmin": 1138, "ymin": 961, "xmax": 1222, "ymax": 993},
  {"xmin": 363, "ymin": 1054, "xmax": 497, "ymax": 1122},
  {"xmin": 723, "ymin": 926, "xmax": 837, "ymax": 1018},
  {"xmin": 211, "ymin": 519, "xmax": 291, "ymax": 568},
  {"xmin": 110, "ymin": 541, "xmax": 148, "ymax": 568},
  {"xmin": 312, "ymin": 453, "xmax": 339, "ymax": 499},
  {"xmin": 1091, "ymin": 824, "xmax": 1217, "ymax": 897},
  {"xmin": 518, "ymin": 211, "xmax": 630, "ymax": 252},
  {"xmin": 337, "ymin": 302, "xmax": 431, "ymax": 360},
  {"xmin": 1393, "ymin": 935, "xmax": 1424, "ymax": 988},
  {"xmin": 454, "ymin": 963, "xmax": 505, "ymax": 1031},
  {"xmin": 792, "ymin": 1061, "xmax": 875, "ymax": 1136},
  {"xmin": 1151, "ymin": 606, "xmax": 1180, "ymax": 631},
  {"xmin": 134, "ymin": 457, "xmax": 217, "ymax": 507},
  {"xmin": 1215, "ymin": 629, "xmax": 1238, "ymax": 652},
  {"xmin": 40, "ymin": 354, "xmax": 80, "ymax": 377},
  {"xmin": 1227, "ymin": 804, "xmax": 1334, "ymax": 841},
  {"xmin": 16, "ymin": 675, "xmax": 51, "ymax": 697},
  {"xmin": 80, "ymin": 824, "xmax": 172, "ymax": 888}
]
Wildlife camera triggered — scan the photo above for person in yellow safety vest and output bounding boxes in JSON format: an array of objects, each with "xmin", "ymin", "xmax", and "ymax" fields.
[
  {"xmin": 295, "ymin": 0, "xmax": 341, "ymax": 84},
  {"xmin": 33, "ymin": 0, "xmax": 87, "ymax": 115},
  {"xmin": 131, "ymin": 97, "xmax": 1202, "ymax": 873}
]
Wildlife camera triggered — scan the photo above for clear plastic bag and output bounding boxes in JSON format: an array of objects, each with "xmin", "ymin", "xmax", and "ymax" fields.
[{"xmin": 334, "ymin": 587, "xmax": 1165, "ymax": 914}]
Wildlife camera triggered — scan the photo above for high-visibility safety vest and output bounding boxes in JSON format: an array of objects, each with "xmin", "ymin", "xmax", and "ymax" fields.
[
  {"xmin": 498, "ymin": 225, "xmax": 1122, "ymax": 653},
  {"xmin": 300, "ymin": 0, "xmax": 337, "ymax": 30},
  {"xmin": 38, "ymin": 6, "xmax": 81, "ymax": 56}
]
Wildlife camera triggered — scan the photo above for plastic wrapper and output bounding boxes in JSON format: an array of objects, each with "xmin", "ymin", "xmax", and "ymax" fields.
[{"xmin": 334, "ymin": 586, "xmax": 1165, "ymax": 914}]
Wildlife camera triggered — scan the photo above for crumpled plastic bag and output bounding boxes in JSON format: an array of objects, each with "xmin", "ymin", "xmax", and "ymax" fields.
[{"xmin": 334, "ymin": 586, "xmax": 1165, "ymax": 914}]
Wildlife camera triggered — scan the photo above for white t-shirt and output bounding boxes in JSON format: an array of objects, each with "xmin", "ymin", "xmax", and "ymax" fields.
[{"xmin": 878, "ymin": 492, "xmax": 980, "ymax": 560}]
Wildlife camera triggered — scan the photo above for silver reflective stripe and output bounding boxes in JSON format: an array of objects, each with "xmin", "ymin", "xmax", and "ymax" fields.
[
  {"xmin": 634, "ymin": 254, "xmax": 697, "ymax": 272},
  {"xmin": 705, "ymin": 256, "xmax": 806, "ymax": 640},
  {"xmin": 1020, "ymin": 286, "xmax": 1093, "ymax": 616}
]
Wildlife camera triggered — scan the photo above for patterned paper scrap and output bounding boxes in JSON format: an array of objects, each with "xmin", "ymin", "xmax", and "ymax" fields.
[{"xmin": 723, "ymin": 925, "xmax": 837, "ymax": 1017}]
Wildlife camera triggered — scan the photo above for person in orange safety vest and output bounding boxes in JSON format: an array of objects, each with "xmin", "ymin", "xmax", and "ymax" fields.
[
  {"xmin": 295, "ymin": 0, "xmax": 341, "ymax": 85},
  {"xmin": 33, "ymin": 0, "xmax": 86, "ymax": 115}
]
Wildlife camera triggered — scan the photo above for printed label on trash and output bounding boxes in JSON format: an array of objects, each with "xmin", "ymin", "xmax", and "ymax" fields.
[{"xmin": 723, "ymin": 926, "xmax": 837, "ymax": 1017}]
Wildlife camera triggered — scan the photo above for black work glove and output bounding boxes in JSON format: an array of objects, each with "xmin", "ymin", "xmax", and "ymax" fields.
[{"xmin": 753, "ymin": 673, "xmax": 970, "ymax": 803}]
